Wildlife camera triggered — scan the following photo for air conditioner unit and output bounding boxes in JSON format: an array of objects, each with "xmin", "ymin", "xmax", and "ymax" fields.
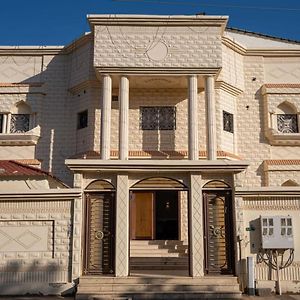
[{"xmin": 260, "ymin": 216, "xmax": 294, "ymax": 249}]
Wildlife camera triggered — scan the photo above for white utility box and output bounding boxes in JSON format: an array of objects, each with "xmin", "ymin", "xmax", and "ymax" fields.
[{"xmin": 260, "ymin": 216, "xmax": 294, "ymax": 249}]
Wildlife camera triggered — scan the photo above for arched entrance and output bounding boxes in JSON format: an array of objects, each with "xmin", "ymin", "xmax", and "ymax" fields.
[
  {"xmin": 83, "ymin": 180, "xmax": 115, "ymax": 275},
  {"xmin": 129, "ymin": 177, "xmax": 189, "ymax": 275},
  {"xmin": 203, "ymin": 180, "xmax": 234, "ymax": 275}
]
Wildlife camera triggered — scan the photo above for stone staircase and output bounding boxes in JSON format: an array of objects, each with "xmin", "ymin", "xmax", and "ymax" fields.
[
  {"xmin": 130, "ymin": 240, "xmax": 189, "ymax": 270},
  {"xmin": 76, "ymin": 275, "xmax": 242, "ymax": 299}
]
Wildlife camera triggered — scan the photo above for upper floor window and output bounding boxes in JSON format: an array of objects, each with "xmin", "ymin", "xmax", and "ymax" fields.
[
  {"xmin": 0, "ymin": 101, "xmax": 33, "ymax": 134},
  {"xmin": 77, "ymin": 110, "xmax": 88, "ymax": 129},
  {"xmin": 223, "ymin": 111, "xmax": 234, "ymax": 133},
  {"xmin": 10, "ymin": 114, "xmax": 30, "ymax": 133},
  {"xmin": 276, "ymin": 102, "xmax": 299, "ymax": 134},
  {"xmin": 140, "ymin": 106, "xmax": 176, "ymax": 130}
]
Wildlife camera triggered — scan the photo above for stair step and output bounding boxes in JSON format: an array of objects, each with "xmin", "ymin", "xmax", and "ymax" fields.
[{"xmin": 79, "ymin": 276, "xmax": 239, "ymax": 285}]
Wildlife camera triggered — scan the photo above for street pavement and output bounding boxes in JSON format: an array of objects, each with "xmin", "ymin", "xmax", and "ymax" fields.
[{"xmin": 0, "ymin": 295, "xmax": 300, "ymax": 300}]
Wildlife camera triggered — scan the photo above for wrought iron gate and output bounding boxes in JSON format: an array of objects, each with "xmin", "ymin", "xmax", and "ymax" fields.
[
  {"xmin": 84, "ymin": 192, "xmax": 115, "ymax": 275},
  {"xmin": 203, "ymin": 191, "xmax": 234, "ymax": 275}
]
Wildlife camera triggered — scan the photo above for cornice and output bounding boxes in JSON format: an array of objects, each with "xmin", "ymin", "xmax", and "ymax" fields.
[
  {"xmin": 222, "ymin": 36, "xmax": 300, "ymax": 57},
  {"xmin": 63, "ymin": 33, "xmax": 92, "ymax": 54},
  {"xmin": 65, "ymin": 159, "xmax": 249, "ymax": 173},
  {"xmin": 0, "ymin": 189, "xmax": 82, "ymax": 200},
  {"xmin": 0, "ymin": 82, "xmax": 45, "ymax": 95},
  {"xmin": 0, "ymin": 46, "xmax": 64, "ymax": 56},
  {"xmin": 215, "ymin": 81, "xmax": 243, "ymax": 96},
  {"xmin": 88, "ymin": 15, "xmax": 228, "ymax": 31},
  {"xmin": 94, "ymin": 66, "xmax": 221, "ymax": 76},
  {"xmin": 262, "ymin": 84, "xmax": 300, "ymax": 95},
  {"xmin": 68, "ymin": 80, "xmax": 100, "ymax": 95},
  {"xmin": 235, "ymin": 186, "xmax": 300, "ymax": 197}
]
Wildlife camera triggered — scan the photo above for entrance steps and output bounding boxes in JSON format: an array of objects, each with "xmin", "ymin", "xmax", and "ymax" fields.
[
  {"xmin": 76, "ymin": 275, "xmax": 242, "ymax": 299},
  {"xmin": 130, "ymin": 240, "xmax": 188, "ymax": 270}
]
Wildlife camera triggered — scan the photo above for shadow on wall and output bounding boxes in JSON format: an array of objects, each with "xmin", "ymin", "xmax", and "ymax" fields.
[
  {"xmin": 0, "ymin": 259, "xmax": 74, "ymax": 295},
  {"xmin": 138, "ymin": 93, "xmax": 187, "ymax": 159},
  {"xmin": 19, "ymin": 52, "xmax": 77, "ymax": 185}
]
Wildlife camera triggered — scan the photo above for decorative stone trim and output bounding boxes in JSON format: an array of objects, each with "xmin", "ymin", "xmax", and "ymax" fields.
[
  {"xmin": 73, "ymin": 149, "xmax": 242, "ymax": 160},
  {"xmin": 242, "ymin": 197, "xmax": 300, "ymax": 210},
  {"xmin": 215, "ymin": 81, "xmax": 243, "ymax": 96},
  {"xmin": 0, "ymin": 83, "xmax": 45, "ymax": 95},
  {"xmin": 0, "ymin": 126, "xmax": 41, "ymax": 146}
]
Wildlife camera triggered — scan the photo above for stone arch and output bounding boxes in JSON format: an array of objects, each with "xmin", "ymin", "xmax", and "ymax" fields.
[
  {"xmin": 130, "ymin": 176, "xmax": 188, "ymax": 190},
  {"xmin": 85, "ymin": 179, "xmax": 115, "ymax": 191},
  {"xmin": 276, "ymin": 101, "xmax": 297, "ymax": 115},
  {"xmin": 203, "ymin": 180, "xmax": 231, "ymax": 189},
  {"xmin": 282, "ymin": 179, "xmax": 299, "ymax": 187},
  {"xmin": 11, "ymin": 101, "xmax": 32, "ymax": 114}
]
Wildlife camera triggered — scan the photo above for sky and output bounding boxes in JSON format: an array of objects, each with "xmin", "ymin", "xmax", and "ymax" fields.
[{"xmin": 1, "ymin": 0, "xmax": 300, "ymax": 45}]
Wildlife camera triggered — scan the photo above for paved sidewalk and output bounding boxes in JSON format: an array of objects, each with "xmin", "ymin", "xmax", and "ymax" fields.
[{"xmin": 0, "ymin": 295, "xmax": 300, "ymax": 300}]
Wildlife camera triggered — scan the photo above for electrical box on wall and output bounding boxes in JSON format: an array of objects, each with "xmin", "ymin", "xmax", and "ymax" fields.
[{"xmin": 260, "ymin": 216, "xmax": 294, "ymax": 249}]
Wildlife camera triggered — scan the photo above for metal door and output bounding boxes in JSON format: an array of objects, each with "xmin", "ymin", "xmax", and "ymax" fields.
[
  {"xmin": 203, "ymin": 191, "xmax": 234, "ymax": 275},
  {"xmin": 84, "ymin": 192, "xmax": 115, "ymax": 275}
]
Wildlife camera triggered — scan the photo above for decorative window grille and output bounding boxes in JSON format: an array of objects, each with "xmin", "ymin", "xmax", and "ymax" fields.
[
  {"xmin": 140, "ymin": 106, "xmax": 176, "ymax": 130},
  {"xmin": 10, "ymin": 114, "xmax": 30, "ymax": 133},
  {"xmin": 223, "ymin": 111, "xmax": 234, "ymax": 133},
  {"xmin": 77, "ymin": 110, "xmax": 88, "ymax": 129},
  {"xmin": 277, "ymin": 114, "xmax": 298, "ymax": 133}
]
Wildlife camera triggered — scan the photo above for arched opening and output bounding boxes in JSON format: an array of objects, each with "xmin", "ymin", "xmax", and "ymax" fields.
[
  {"xmin": 282, "ymin": 179, "xmax": 299, "ymax": 187},
  {"xmin": 129, "ymin": 177, "xmax": 188, "ymax": 276},
  {"xmin": 202, "ymin": 180, "xmax": 234, "ymax": 275},
  {"xmin": 83, "ymin": 180, "xmax": 116, "ymax": 275},
  {"xmin": 276, "ymin": 102, "xmax": 298, "ymax": 133}
]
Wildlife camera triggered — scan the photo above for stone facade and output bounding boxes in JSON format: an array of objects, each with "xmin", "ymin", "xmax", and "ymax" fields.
[{"xmin": 0, "ymin": 13, "xmax": 300, "ymax": 296}]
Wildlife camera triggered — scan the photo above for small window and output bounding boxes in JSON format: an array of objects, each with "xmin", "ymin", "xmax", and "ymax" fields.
[
  {"xmin": 140, "ymin": 106, "xmax": 176, "ymax": 130},
  {"xmin": 77, "ymin": 110, "xmax": 88, "ymax": 129},
  {"xmin": 223, "ymin": 111, "xmax": 234, "ymax": 133},
  {"xmin": 10, "ymin": 114, "xmax": 30, "ymax": 133},
  {"xmin": 277, "ymin": 114, "xmax": 298, "ymax": 133}
]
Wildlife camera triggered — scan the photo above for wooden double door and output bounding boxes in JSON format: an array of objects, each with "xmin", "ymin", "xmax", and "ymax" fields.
[
  {"xmin": 203, "ymin": 191, "xmax": 234, "ymax": 275},
  {"xmin": 130, "ymin": 191, "xmax": 179, "ymax": 240},
  {"xmin": 84, "ymin": 192, "xmax": 115, "ymax": 275}
]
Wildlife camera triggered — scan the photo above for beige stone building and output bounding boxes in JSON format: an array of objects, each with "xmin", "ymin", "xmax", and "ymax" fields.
[{"xmin": 0, "ymin": 14, "xmax": 300, "ymax": 298}]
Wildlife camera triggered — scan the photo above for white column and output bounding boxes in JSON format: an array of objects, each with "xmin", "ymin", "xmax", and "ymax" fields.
[
  {"xmin": 2, "ymin": 114, "xmax": 7, "ymax": 133},
  {"xmin": 205, "ymin": 75, "xmax": 217, "ymax": 160},
  {"xmin": 119, "ymin": 76, "xmax": 129, "ymax": 160},
  {"xmin": 188, "ymin": 75, "xmax": 199, "ymax": 160},
  {"xmin": 100, "ymin": 75, "xmax": 112, "ymax": 160},
  {"xmin": 115, "ymin": 174, "xmax": 129, "ymax": 276},
  {"xmin": 189, "ymin": 173, "xmax": 204, "ymax": 277},
  {"xmin": 6, "ymin": 113, "xmax": 12, "ymax": 133}
]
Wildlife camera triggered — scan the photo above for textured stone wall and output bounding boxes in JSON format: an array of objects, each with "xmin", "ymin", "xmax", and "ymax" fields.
[
  {"xmin": 94, "ymin": 25, "xmax": 222, "ymax": 69},
  {"xmin": 218, "ymin": 44, "xmax": 244, "ymax": 90},
  {"xmin": 236, "ymin": 56, "xmax": 270, "ymax": 187},
  {"xmin": 0, "ymin": 199, "xmax": 76, "ymax": 295}
]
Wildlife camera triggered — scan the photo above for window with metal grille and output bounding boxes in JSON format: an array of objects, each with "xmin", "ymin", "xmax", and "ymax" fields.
[
  {"xmin": 223, "ymin": 111, "xmax": 234, "ymax": 133},
  {"xmin": 277, "ymin": 114, "xmax": 298, "ymax": 133},
  {"xmin": 10, "ymin": 114, "xmax": 30, "ymax": 133},
  {"xmin": 140, "ymin": 106, "xmax": 176, "ymax": 130},
  {"xmin": 77, "ymin": 110, "xmax": 88, "ymax": 129}
]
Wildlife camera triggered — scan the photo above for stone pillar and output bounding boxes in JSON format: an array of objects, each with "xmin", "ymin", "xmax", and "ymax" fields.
[
  {"xmin": 2, "ymin": 114, "xmax": 7, "ymax": 133},
  {"xmin": 100, "ymin": 74, "xmax": 112, "ymax": 160},
  {"xmin": 115, "ymin": 174, "xmax": 129, "ymax": 276},
  {"xmin": 188, "ymin": 75, "xmax": 199, "ymax": 160},
  {"xmin": 189, "ymin": 173, "xmax": 204, "ymax": 277},
  {"xmin": 119, "ymin": 76, "xmax": 129, "ymax": 160},
  {"xmin": 6, "ymin": 113, "xmax": 11, "ymax": 133},
  {"xmin": 205, "ymin": 75, "xmax": 217, "ymax": 160}
]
